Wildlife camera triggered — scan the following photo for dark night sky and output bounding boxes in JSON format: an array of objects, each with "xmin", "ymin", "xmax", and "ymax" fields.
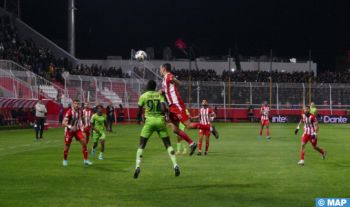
[{"xmin": 20, "ymin": 0, "xmax": 350, "ymax": 70}]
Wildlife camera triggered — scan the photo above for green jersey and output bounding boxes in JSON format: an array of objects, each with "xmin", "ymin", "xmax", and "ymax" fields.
[
  {"xmin": 138, "ymin": 91, "xmax": 165, "ymax": 118},
  {"xmin": 91, "ymin": 113, "xmax": 106, "ymax": 132}
]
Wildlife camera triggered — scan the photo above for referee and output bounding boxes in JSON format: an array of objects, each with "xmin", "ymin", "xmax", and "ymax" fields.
[{"xmin": 35, "ymin": 98, "xmax": 47, "ymax": 140}]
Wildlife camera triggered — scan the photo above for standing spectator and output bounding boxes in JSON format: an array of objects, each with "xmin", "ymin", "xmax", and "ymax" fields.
[
  {"xmin": 35, "ymin": 98, "xmax": 47, "ymax": 140},
  {"xmin": 106, "ymin": 102, "xmax": 115, "ymax": 132}
]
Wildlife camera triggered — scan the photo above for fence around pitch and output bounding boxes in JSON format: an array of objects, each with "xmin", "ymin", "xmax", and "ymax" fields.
[{"xmin": 63, "ymin": 75, "xmax": 350, "ymax": 113}]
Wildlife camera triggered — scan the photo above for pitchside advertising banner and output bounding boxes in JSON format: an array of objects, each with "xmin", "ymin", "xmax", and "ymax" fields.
[
  {"xmin": 271, "ymin": 115, "xmax": 348, "ymax": 123},
  {"xmin": 316, "ymin": 198, "xmax": 350, "ymax": 207}
]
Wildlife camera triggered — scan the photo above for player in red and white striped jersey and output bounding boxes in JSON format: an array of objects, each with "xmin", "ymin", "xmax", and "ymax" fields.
[
  {"xmin": 62, "ymin": 99, "xmax": 92, "ymax": 166},
  {"xmin": 193, "ymin": 100, "xmax": 216, "ymax": 156},
  {"xmin": 294, "ymin": 106, "xmax": 327, "ymax": 166},
  {"xmin": 82, "ymin": 102, "xmax": 93, "ymax": 144},
  {"xmin": 160, "ymin": 63, "xmax": 219, "ymax": 156},
  {"xmin": 259, "ymin": 102, "xmax": 271, "ymax": 140}
]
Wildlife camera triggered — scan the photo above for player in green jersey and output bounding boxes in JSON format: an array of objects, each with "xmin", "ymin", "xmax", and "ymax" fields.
[
  {"xmin": 134, "ymin": 80, "xmax": 179, "ymax": 179},
  {"xmin": 90, "ymin": 105, "xmax": 107, "ymax": 160}
]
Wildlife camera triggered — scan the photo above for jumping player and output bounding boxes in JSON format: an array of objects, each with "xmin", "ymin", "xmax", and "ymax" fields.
[
  {"xmin": 82, "ymin": 102, "xmax": 93, "ymax": 144},
  {"xmin": 134, "ymin": 80, "xmax": 179, "ymax": 179},
  {"xmin": 90, "ymin": 105, "xmax": 107, "ymax": 160},
  {"xmin": 62, "ymin": 99, "xmax": 92, "ymax": 166},
  {"xmin": 192, "ymin": 100, "xmax": 216, "ymax": 156},
  {"xmin": 295, "ymin": 106, "xmax": 327, "ymax": 166},
  {"xmin": 259, "ymin": 102, "xmax": 271, "ymax": 140},
  {"xmin": 160, "ymin": 63, "xmax": 219, "ymax": 156}
]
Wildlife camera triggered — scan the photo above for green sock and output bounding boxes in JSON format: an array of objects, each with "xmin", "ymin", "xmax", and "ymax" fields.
[
  {"xmin": 136, "ymin": 148, "xmax": 143, "ymax": 168},
  {"xmin": 176, "ymin": 142, "xmax": 181, "ymax": 153},
  {"xmin": 167, "ymin": 146, "xmax": 177, "ymax": 167},
  {"xmin": 182, "ymin": 142, "xmax": 187, "ymax": 153}
]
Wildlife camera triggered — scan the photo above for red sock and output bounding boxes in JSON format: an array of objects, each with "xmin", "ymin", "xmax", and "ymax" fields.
[
  {"xmin": 266, "ymin": 128, "xmax": 270, "ymax": 136},
  {"xmin": 176, "ymin": 130, "xmax": 193, "ymax": 145},
  {"xmin": 316, "ymin": 147, "xmax": 324, "ymax": 155},
  {"xmin": 64, "ymin": 148, "xmax": 69, "ymax": 160},
  {"xmin": 82, "ymin": 145, "xmax": 88, "ymax": 160},
  {"xmin": 198, "ymin": 139, "xmax": 202, "ymax": 152},
  {"xmin": 300, "ymin": 151, "xmax": 305, "ymax": 160},
  {"xmin": 259, "ymin": 128, "xmax": 263, "ymax": 136},
  {"xmin": 205, "ymin": 139, "xmax": 210, "ymax": 152}
]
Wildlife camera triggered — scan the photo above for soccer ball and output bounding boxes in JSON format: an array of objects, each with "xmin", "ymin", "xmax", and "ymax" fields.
[{"xmin": 135, "ymin": 50, "xmax": 147, "ymax": 62}]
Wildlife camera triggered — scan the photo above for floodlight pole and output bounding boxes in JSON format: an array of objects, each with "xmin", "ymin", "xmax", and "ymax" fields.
[{"xmin": 68, "ymin": 0, "xmax": 76, "ymax": 56}]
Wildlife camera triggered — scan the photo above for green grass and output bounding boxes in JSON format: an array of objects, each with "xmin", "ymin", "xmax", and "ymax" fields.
[{"xmin": 0, "ymin": 123, "xmax": 349, "ymax": 207}]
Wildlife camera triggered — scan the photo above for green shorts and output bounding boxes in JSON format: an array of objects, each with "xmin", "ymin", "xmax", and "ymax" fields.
[
  {"xmin": 140, "ymin": 117, "xmax": 169, "ymax": 139},
  {"xmin": 92, "ymin": 131, "xmax": 106, "ymax": 143}
]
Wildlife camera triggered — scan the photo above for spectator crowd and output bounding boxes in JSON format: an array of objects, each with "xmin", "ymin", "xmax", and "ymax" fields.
[{"xmin": 1, "ymin": 14, "xmax": 350, "ymax": 84}]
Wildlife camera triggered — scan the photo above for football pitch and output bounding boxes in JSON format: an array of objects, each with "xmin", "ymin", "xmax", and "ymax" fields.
[{"xmin": 0, "ymin": 123, "xmax": 349, "ymax": 207}]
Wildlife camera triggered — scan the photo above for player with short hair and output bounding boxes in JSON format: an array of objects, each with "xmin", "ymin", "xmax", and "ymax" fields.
[
  {"xmin": 193, "ymin": 100, "xmax": 216, "ymax": 156},
  {"xmin": 62, "ymin": 99, "xmax": 92, "ymax": 166},
  {"xmin": 134, "ymin": 80, "xmax": 179, "ymax": 179},
  {"xmin": 160, "ymin": 63, "xmax": 219, "ymax": 156},
  {"xmin": 295, "ymin": 106, "xmax": 327, "ymax": 166},
  {"xmin": 82, "ymin": 102, "xmax": 93, "ymax": 144},
  {"xmin": 259, "ymin": 102, "xmax": 271, "ymax": 140},
  {"xmin": 91, "ymin": 105, "xmax": 107, "ymax": 160}
]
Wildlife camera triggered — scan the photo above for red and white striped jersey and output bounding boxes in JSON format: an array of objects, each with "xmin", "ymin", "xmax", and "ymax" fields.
[
  {"xmin": 82, "ymin": 109, "xmax": 92, "ymax": 127},
  {"xmin": 301, "ymin": 114, "xmax": 317, "ymax": 135},
  {"xmin": 64, "ymin": 108, "xmax": 83, "ymax": 132},
  {"xmin": 260, "ymin": 106, "xmax": 270, "ymax": 121},
  {"xmin": 199, "ymin": 107, "xmax": 214, "ymax": 126},
  {"xmin": 161, "ymin": 72, "xmax": 184, "ymax": 106}
]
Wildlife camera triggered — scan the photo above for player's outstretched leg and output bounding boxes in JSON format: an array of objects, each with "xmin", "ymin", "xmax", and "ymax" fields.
[
  {"xmin": 134, "ymin": 137, "xmax": 148, "ymax": 179},
  {"xmin": 181, "ymin": 142, "xmax": 187, "ymax": 155},
  {"xmin": 198, "ymin": 133, "xmax": 203, "ymax": 156},
  {"xmin": 187, "ymin": 122, "xmax": 219, "ymax": 139},
  {"xmin": 298, "ymin": 143, "xmax": 306, "ymax": 166},
  {"xmin": 168, "ymin": 123, "xmax": 197, "ymax": 156},
  {"xmin": 162, "ymin": 137, "xmax": 180, "ymax": 177},
  {"xmin": 79, "ymin": 140, "xmax": 92, "ymax": 166},
  {"xmin": 266, "ymin": 126, "xmax": 271, "ymax": 141},
  {"xmin": 91, "ymin": 142, "xmax": 98, "ymax": 156},
  {"xmin": 312, "ymin": 145, "xmax": 326, "ymax": 160},
  {"xmin": 63, "ymin": 144, "xmax": 70, "ymax": 166},
  {"xmin": 205, "ymin": 135, "xmax": 210, "ymax": 155},
  {"xmin": 258, "ymin": 124, "xmax": 263, "ymax": 139},
  {"xmin": 99, "ymin": 139, "xmax": 105, "ymax": 160}
]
